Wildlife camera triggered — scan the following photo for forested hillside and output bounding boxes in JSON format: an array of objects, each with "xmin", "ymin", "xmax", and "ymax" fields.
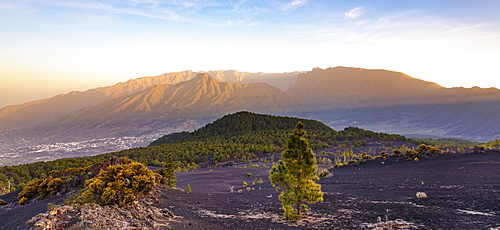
[
  {"xmin": 150, "ymin": 111, "xmax": 333, "ymax": 145},
  {"xmin": 482, "ymin": 139, "xmax": 500, "ymax": 148},
  {"xmin": 0, "ymin": 111, "xmax": 406, "ymax": 191}
]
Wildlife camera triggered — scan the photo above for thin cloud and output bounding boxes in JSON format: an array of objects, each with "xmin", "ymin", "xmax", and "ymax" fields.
[
  {"xmin": 53, "ymin": 1, "xmax": 180, "ymax": 20},
  {"xmin": 170, "ymin": 0, "xmax": 224, "ymax": 9},
  {"xmin": 230, "ymin": 0, "xmax": 248, "ymax": 12},
  {"xmin": 8, "ymin": 0, "xmax": 299, "ymax": 28},
  {"xmin": 302, "ymin": 10, "xmax": 500, "ymax": 52},
  {"xmin": 344, "ymin": 7, "xmax": 363, "ymax": 19},
  {"xmin": 279, "ymin": 0, "xmax": 309, "ymax": 11},
  {"xmin": 130, "ymin": 0, "xmax": 160, "ymax": 4},
  {"xmin": 18, "ymin": 0, "xmax": 250, "ymax": 27}
]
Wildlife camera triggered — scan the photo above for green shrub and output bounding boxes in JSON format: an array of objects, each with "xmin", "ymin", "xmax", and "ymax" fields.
[
  {"xmin": 18, "ymin": 177, "xmax": 63, "ymax": 205},
  {"xmin": 246, "ymin": 173, "xmax": 253, "ymax": 177},
  {"xmin": 317, "ymin": 168, "xmax": 330, "ymax": 178},
  {"xmin": 404, "ymin": 149, "xmax": 416, "ymax": 159},
  {"xmin": 392, "ymin": 149, "xmax": 401, "ymax": 156},
  {"xmin": 403, "ymin": 144, "xmax": 441, "ymax": 161},
  {"xmin": 75, "ymin": 161, "xmax": 156, "ymax": 206},
  {"xmin": 19, "ymin": 197, "xmax": 29, "ymax": 205},
  {"xmin": 358, "ymin": 152, "xmax": 374, "ymax": 162},
  {"xmin": 185, "ymin": 184, "xmax": 192, "ymax": 193}
]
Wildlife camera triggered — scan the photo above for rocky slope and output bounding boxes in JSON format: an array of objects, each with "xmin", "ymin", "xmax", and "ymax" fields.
[{"xmin": 27, "ymin": 190, "xmax": 174, "ymax": 230}]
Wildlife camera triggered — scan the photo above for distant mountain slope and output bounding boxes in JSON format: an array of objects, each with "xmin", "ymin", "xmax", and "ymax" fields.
[
  {"xmin": 204, "ymin": 70, "xmax": 301, "ymax": 91},
  {"xmin": 36, "ymin": 74, "xmax": 302, "ymax": 141},
  {"xmin": 0, "ymin": 71, "xmax": 195, "ymax": 129},
  {"xmin": 306, "ymin": 101, "xmax": 500, "ymax": 141},
  {"xmin": 151, "ymin": 70, "xmax": 301, "ymax": 90},
  {"xmin": 289, "ymin": 67, "xmax": 499, "ymax": 109},
  {"xmin": 68, "ymin": 73, "xmax": 300, "ymax": 121},
  {"xmin": 290, "ymin": 67, "xmax": 500, "ymax": 141},
  {"xmin": 94, "ymin": 71, "xmax": 196, "ymax": 97},
  {"xmin": 0, "ymin": 90, "xmax": 107, "ymax": 129},
  {"xmin": 0, "ymin": 70, "xmax": 299, "ymax": 129}
]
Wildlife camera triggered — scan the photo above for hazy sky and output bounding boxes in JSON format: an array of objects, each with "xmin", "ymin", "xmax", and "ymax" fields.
[{"xmin": 1, "ymin": 0, "xmax": 499, "ymax": 108}]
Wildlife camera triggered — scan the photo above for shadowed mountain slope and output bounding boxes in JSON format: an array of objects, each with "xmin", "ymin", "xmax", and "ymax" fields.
[
  {"xmin": 288, "ymin": 67, "xmax": 500, "ymax": 140},
  {"xmin": 290, "ymin": 67, "xmax": 499, "ymax": 109}
]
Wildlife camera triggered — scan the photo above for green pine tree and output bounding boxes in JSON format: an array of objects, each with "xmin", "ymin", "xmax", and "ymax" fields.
[
  {"xmin": 160, "ymin": 153, "xmax": 177, "ymax": 188},
  {"xmin": 269, "ymin": 122, "xmax": 324, "ymax": 220}
]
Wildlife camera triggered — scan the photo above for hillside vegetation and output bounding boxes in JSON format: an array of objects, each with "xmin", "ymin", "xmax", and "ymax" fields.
[
  {"xmin": 482, "ymin": 139, "xmax": 500, "ymax": 149},
  {"xmin": 408, "ymin": 138, "xmax": 483, "ymax": 148},
  {"xmin": 150, "ymin": 111, "xmax": 334, "ymax": 146},
  {"xmin": 0, "ymin": 111, "xmax": 406, "ymax": 191}
]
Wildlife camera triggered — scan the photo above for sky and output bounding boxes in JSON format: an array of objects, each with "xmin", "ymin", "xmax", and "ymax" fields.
[{"xmin": 1, "ymin": 0, "xmax": 500, "ymax": 108}]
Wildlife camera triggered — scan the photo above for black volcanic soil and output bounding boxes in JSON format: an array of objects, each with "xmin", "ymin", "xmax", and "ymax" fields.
[
  {"xmin": 1, "ymin": 151, "xmax": 499, "ymax": 229},
  {"xmin": 164, "ymin": 150, "xmax": 500, "ymax": 229}
]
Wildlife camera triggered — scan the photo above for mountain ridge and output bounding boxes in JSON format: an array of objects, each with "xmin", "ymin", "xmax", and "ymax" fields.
[
  {"xmin": 289, "ymin": 67, "xmax": 500, "ymax": 109},
  {"xmin": 0, "ymin": 70, "xmax": 300, "ymax": 129},
  {"xmin": 1, "ymin": 66, "xmax": 499, "ymax": 160},
  {"xmin": 81, "ymin": 73, "xmax": 301, "ymax": 119},
  {"xmin": 27, "ymin": 74, "xmax": 301, "ymax": 142}
]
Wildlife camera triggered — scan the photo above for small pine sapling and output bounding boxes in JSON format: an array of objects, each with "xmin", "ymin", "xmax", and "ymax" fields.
[{"xmin": 185, "ymin": 184, "xmax": 192, "ymax": 193}]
